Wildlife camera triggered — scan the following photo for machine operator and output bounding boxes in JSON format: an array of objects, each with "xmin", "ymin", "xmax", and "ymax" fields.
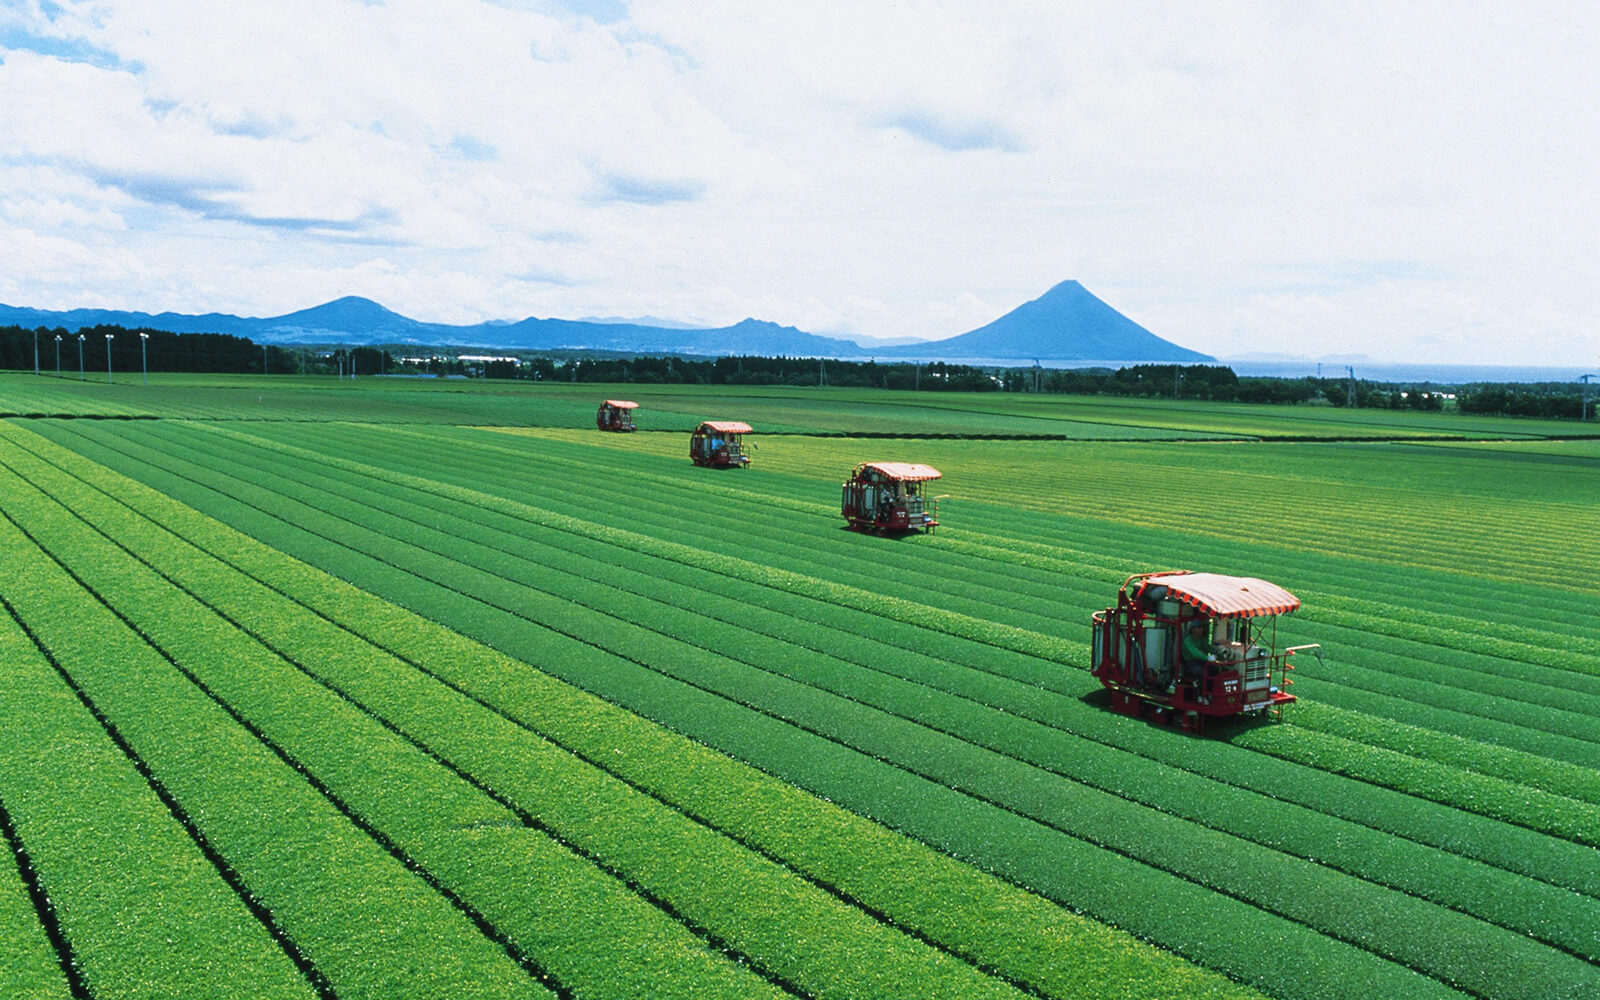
[{"xmin": 1182, "ymin": 619, "xmax": 1218, "ymax": 676}]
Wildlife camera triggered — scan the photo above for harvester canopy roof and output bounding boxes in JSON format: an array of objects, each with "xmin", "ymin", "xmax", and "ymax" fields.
[
  {"xmin": 697, "ymin": 421, "xmax": 753, "ymax": 433},
  {"xmin": 858, "ymin": 462, "xmax": 942, "ymax": 481},
  {"xmin": 603, "ymin": 399, "xmax": 639, "ymax": 409},
  {"xmin": 1140, "ymin": 572, "xmax": 1300, "ymax": 618}
]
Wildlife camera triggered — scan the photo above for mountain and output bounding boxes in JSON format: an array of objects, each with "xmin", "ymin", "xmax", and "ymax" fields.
[
  {"xmin": 452, "ymin": 316, "xmax": 863, "ymax": 355},
  {"xmin": 0, "ymin": 304, "xmax": 263, "ymax": 338},
  {"xmin": 0, "ymin": 298, "xmax": 861, "ymax": 357},
  {"xmin": 0, "ymin": 281, "xmax": 1211, "ymax": 363},
  {"xmin": 874, "ymin": 280, "xmax": 1213, "ymax": 362},
  {"xmin": 577, "ymin": 314, "xmax": 704, "ymax": 330},
  {"xmin": 264, "ymin": 296, "xmax": 429, "ymax": 341}
]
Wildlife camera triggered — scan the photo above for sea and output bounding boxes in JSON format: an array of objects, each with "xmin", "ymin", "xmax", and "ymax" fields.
[
  {"xmin": 868, "ymin": 357, "xmax": 1596, "ymax": 385},
  {"xmin": 1222, "ymin": 362, "xmax": 1594, "ymax": 385}
]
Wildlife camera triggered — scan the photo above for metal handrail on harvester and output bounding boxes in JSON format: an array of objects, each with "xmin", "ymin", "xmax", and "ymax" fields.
[{"xmin": 1119, "ymin": 569, "xmax": 1191, "ymax": 594}]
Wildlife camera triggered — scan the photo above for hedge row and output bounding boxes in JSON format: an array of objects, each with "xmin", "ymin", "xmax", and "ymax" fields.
[
  {"xmin": 161, "ymin": 427, "xmax": 1600, "ymax": 956},
  {"xmin": 187, "ymin": 421, "xmax": 1600, "ymax": 833},
  {"xmin": 0, "ymin": 469, "xmax": 555, "ymax": 1000},
  {"xmin": 5, "ymin": 434, "xmax": 1059, "ymax": 1000},
  {"xmin": 4, "ymin": 421, "xmax": 1272, "ymax": 1000},
  {"xmin": 49, "ymin": 423, "xmax": 1585, "ymax": 999},
  {"xmin": 36, "ymin": 419, "xmax": 1600, "ymax": 892},
  {"xmin": 0, "ymin": 605, "xmax": 202, "ymax": 1000},
  {"xmin": 12, "ymin": 422, "xmax": 1475, "ymax": 1000}
]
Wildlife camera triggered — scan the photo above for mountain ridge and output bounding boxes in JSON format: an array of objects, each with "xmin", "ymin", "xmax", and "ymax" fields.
[{"xmin": 0, "ymin": 281, "xmax": 1212, "ymax": 363}]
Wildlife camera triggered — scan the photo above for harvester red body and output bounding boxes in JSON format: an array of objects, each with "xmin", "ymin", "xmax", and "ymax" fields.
[
  {"xmin": 841, "ymin": 462, "xmax": 941, "ymax": 533},
  {"xmin": 690, "ymin": 421, "xmax": 752, "ymax": 468},
  {"xmin": 1091, "ymin": 570, "xmax": 1315, "ymax": 732},
  {"xmin": 597, "ymin": 399, "xmax": 638, "ymax": 432}
]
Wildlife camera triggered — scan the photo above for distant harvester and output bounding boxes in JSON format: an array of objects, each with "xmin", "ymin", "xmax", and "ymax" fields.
[
  {"xmin": 597, "ymin": 399, "xmax": 638, "ymax": 432},
  {"xmin": 690, "ymin": 421, "xmax": 753, "ymax": 468},
  {"xmin": 841, "ymin": 462, "xmax": 942, "ymax": 533}
]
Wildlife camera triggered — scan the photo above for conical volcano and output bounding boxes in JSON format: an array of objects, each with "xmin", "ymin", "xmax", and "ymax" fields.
[{"xmin": 878, "ymin": 280, "xmax": 1212, "ymax": 362}]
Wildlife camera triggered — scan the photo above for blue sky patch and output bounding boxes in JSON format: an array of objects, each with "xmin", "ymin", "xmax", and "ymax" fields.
[
  {"xmin": 596, "ymin": 172, "xmax": 705, "ymax": 205},
  {"xmin": 0, "ymin": 26, "xmax": 141, "ymax": 72}
]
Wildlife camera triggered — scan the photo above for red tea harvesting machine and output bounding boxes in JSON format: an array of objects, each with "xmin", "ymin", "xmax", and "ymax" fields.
[
  {"xmin": 596, "ymin": 399, "xmax": 638, "ymax": 432},
  {"xmin": 1091, "ymin": 570, "xmax": 1318, "ymax": 732},
  {"xmin": 841, "ymin": 462, "xmax": 942, "ymax": 533},
  {"xmin": 690, "ymin": 421, "xmax": 753, "ymax": 468}
]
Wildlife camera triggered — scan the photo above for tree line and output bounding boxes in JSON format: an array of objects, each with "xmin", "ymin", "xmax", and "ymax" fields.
[
  {"xmin": 0, "ymin": 324, "xmax": 304, "ymax": 375},
  {"xmin": 3, "ymin": 324, "xmax": 1591, "ymax": 419}
]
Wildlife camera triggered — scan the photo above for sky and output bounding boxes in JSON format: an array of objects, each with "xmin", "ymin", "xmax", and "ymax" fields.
[{"xmin": 1, "ymin": 1, "xmax": 1595, "ymax": 363}]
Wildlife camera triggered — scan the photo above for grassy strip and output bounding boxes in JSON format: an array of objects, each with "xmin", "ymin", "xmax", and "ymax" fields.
[
  {"xmin": 3, "ymin": 435, "xmax": 1054, "ymax": 1000},
  {"xmin": 332, "ymin": 436, "xmax": 1600, "ymax": 814},
  {"xmin": 1305, "ymin": 595, "xmax": 1600, "ymax": 676},
  {"xmin": 37, "ymin": 420, "xmax": 1600, "ymax": 894},
  {"xmin": 434, "ymin": 423, "xmax": 1600, "ymax": 636},
  {"xmin": 156, "ymin": 425, "xmax": 1600, "ymax": 954},
  {"xmin": 0, "ymin": 459, "xmax": 795, "ymax": 1000},
  {"xmin": 0, "ymin": 490, "xmax": 552, "ymax": 1000},
  {"xmin": 471, "ymin": 427, "xmax": 1595, "ymax": 675},
  {"xmin": 183, "ymin": 420, "xmax": 1600, "ymax": 850},
  {"xmin": 392, "ymin": 499, "xmax": 1600, "ymax": 957},
  {"xmin": 194, "ymin": 420, "xmax": 1080, "ymax": 688},
  {"xmin": 1229, "ymin": 722, "xmax": 1600, "ymax": 846},
  {"xmin": 104, "ymin": 429, "xmax": 1571, "ymax": 998},
  {"xmin": 1289, "ymin": 701, "xmax": 1600, "ymax": 807},
  {"xmin": 418, "ymin": 426, "xmax": 1600, "ymax": 714},
  {"xmin": 166, "ymin": 421, "xmax": 1076, "ymax": 664},
  {"xmin": 18, "ymin": 427, "xmax": 1468, "ymax": 1000},
  {"xmin": 116, "ymin": 416, "xmax": 1600, "ymax": 732},
  {"xmin": 509, "ymin": 521, "xmax": 1600, "ymax": 903},
  {"xmin": 247, "ymin": 422, "xmax": 1600, "ymax": 739},
  {"xmin": 3, "ymin": 425, "xmax": 1274, "ymax": 1000},
  {"xmin": 0, "ymin": 627, "xmax": 77, "ymax": 1000},
  {"xmin": 1294, "ymin": 647, "xmax": 1600, "ymax": 746},
  {"xmin": 0, "ymin": 601, "xmax": 319, "ymax": 1000},
  {"xmin": 475, "ymin": 423, "xmax": 1600, "ymax": 594},
  {"xmin": 0, "ymin": 807, "xmax": 73, "ymax": 1000},
  {"xmin": 346, "ymin": 424, "xmax": 1600, "ymax": 766},
  {"xmin": 1283, "ymin": 618, "xmax": 1600, "ymax": 738},
  {"xmin": 345, "ymin": 424, "xmax": 1084, "ymax": 625},
  {"xmin": 431, "ymin": 464, "xmax": 1600, "ymax": 810}
]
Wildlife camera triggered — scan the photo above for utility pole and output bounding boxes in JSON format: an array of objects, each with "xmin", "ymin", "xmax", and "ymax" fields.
[
  {"xmin": 105, "ymin": 333, "xmax": 114, "ymax": 383},
  {"xmin": 77, "ymin": 334, "xmax": 85, "ymax": 379},
  {"xmin": 818, "ymin": 358, "xmax": 825, "ymax": 387},
  {"xmin": 54, "ymin": 334, "xmax": 61, "ymax": 374},
  {"xmin": 1582, "ymin": 374, "xmax": 1596, "ymax": 421},
  {"xmin": 33, "ymin": 328, "xmax": 39, "ymax": 374},
  {"xmin": 140, "ymin": 332, "xmax": 148, "ymax": 384},
  {"xmin": 1346, "ymin": 366, "xmax": 1356, "ymax": 408}
]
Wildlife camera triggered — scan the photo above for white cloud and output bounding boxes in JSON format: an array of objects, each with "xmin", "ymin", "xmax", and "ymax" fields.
[{"xmin": 0, "ymin": 0, "xmax": 1595, "ymax": 364}]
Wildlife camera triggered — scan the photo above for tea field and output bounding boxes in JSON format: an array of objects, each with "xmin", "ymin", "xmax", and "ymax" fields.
[{"xmin": 2, "ymin": 372, "xmax": 1597, "ymax": 1000}]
